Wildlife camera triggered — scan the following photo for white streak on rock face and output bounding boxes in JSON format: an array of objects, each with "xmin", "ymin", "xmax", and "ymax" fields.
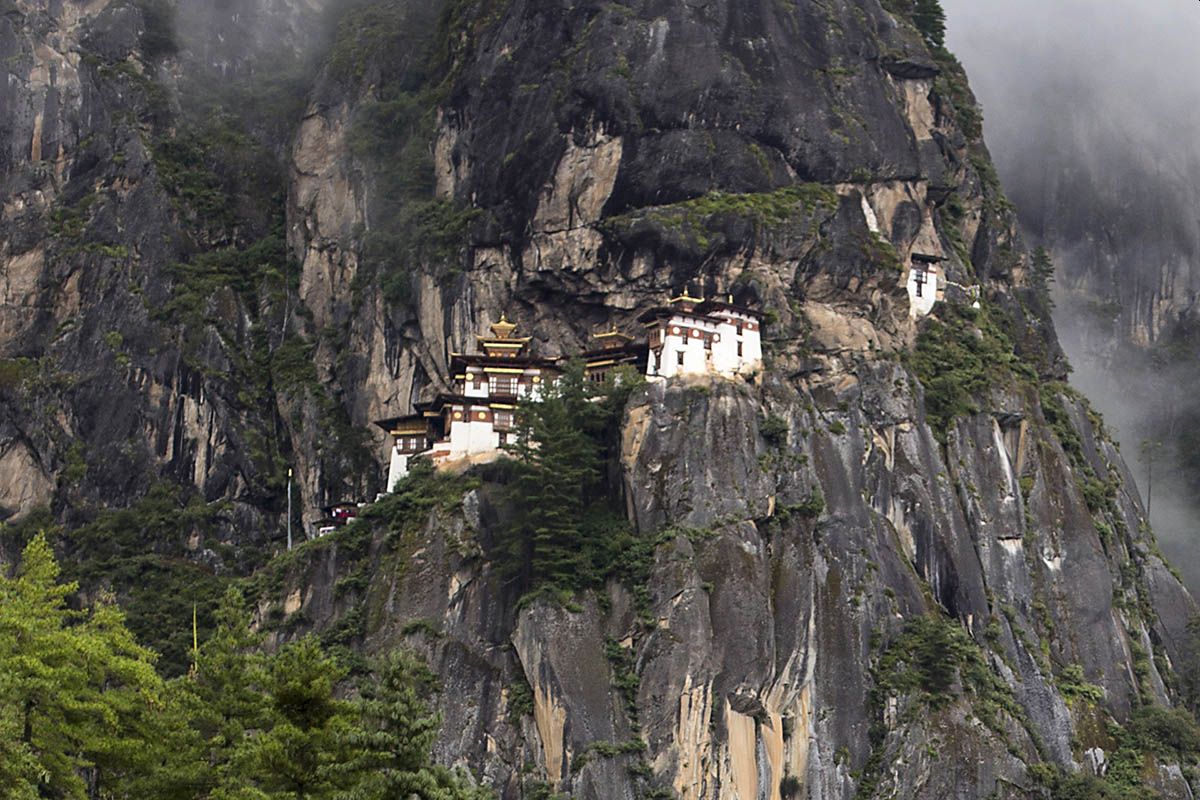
[
  {"xmin": 1000, "ymin": 539, "xmax": 1025, "ymax": 557},
  {"xmin": 860, "ymin": 194, "xmax": 880, "ymax": 234},
  {"xmin": 647, "ymin": 18, "xmax": 670, "ymax": 68},
  {"xmin": 992, "ymin": 418, "xmax": 1024, "ymax": 524},
  {"xmin": 899, "ymin": 78, "xmax": 935, "ymax": 141}
]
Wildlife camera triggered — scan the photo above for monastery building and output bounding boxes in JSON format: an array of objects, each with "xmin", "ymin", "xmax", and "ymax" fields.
[{"xmin": 374, "ymin": 294, "xmax": 765, "ymax": 491}]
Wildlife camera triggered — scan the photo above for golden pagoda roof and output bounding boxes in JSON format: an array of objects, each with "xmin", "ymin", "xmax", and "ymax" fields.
[
  {"xmin": 489, "ymin": 313, "xmax": 518, "ymax": 339},
  {"xmin": 593, "ymin": 323, "xmax": 634, "ymax": 343},
  {"xmin": 475, "ymin": 314, "xmax": 533, "ymax": 353}
]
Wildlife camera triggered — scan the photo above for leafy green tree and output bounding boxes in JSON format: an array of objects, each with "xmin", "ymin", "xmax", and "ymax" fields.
[
  {"xmin": 0, "ymin": 533, "xmax": 170, "ymax": 800},
  {"xmin": 337, "ymin": 650, "xmax": 490, "ymax": 800}
]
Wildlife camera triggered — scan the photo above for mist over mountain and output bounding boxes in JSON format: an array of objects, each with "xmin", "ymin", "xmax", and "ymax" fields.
[{"xmin": 944, "ymin": 0, "xmax": 1200, "ymax": 591}]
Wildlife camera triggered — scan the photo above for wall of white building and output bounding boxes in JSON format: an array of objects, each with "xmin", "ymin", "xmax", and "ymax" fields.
[
  {"xmin": 906, "ymin": 266, "xmax": 940, "ymax": 318},
  {"xmin": 387, "ymin": 447, "xmax": 413, "ymax": 492},
  {"xmin": 647, "ymin": 318, "xmax": 719, "ymax": 379},
  {"xmin": 710, "ymin": 314, "xmax": 762, "ymax": 375},
  {"xmin": 448, "ymin": 416, "xmax": 502, "ymax": 458},
  {"xmin": 646, "ymin": 314, "xmax": 762, "ymax": 380},
  {"xmin": 462, "ymin": 369, "xmax": 548, "ymax": 399}
]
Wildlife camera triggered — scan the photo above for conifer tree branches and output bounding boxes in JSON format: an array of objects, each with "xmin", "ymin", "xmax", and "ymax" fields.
[{"xmin": 0, "ymin": 539, "xmax": 491, "ymax": 799}]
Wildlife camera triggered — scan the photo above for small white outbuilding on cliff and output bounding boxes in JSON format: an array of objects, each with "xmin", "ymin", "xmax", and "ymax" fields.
[{"xmin": 905, "ymin": 253, "xmax": 945, "ymax": 318}]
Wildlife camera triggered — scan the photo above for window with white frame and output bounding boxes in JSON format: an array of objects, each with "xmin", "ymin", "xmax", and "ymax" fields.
[{"xmin": 491, "ymin": 375, "xmax": 518, "ymax": 396}]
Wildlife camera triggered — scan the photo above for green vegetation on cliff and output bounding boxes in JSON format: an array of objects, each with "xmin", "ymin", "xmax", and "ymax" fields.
[
  {"xmin": 600, "ymin": 184, "xmax": 838, "ymax": 257},
  {"xmin": 1, "ymin": 486, "xmax": 235, "ymax": 677},
  {"xmin": 494, "ymin": 362, "xmax": 644, "ymax": 605},
  {"xmin": 333, "ymin": 0, "xmax": 484, "ymax": 308},
  {"xmin": 905, "ymin": 303, "xmax": 1028, "ymax": 441},
  {"xmin": 0, "ymin": 537, "xmax": 490, "ymax": 799}
]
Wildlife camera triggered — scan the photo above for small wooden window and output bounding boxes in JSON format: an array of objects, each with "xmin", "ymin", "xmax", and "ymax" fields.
[
  {"xmin": 913, "ymin": 267, "xmax": 928, "ymax": 297},
  {"xmin": 677, "ymin": 351, "xmax": 685, "ymax": 366}
]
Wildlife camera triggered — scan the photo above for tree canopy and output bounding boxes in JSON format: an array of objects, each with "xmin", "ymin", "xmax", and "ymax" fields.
[
  {"xmin": 496, "ymin": 362, "xmax": 641, "ymax": 603},
  {"xmin": 0, "ymin": 536, "xmax": 489, "ymax": 800}
]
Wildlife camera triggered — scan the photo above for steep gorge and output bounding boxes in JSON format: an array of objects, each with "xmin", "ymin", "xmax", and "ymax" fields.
[{"xmin": 1, "ymin": 0, "xmax": 1198, "ymax": 798}]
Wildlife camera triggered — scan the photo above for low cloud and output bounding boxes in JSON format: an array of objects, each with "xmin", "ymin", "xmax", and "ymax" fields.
[{"xmin": 942, "ymin": 0, "xmax": 1200, "ymax": 590}]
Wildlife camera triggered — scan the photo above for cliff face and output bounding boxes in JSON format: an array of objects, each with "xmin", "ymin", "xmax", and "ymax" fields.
[
  {"xmin": 279, "ymin": 2, "xmax": 1196, "ymax": 799},
  {"xmin": 270, "ymin": 369, "xmax": 1198, "ymax": 799},
  {"xmin": 2, "ymin": 0, "xmax": 1198, "ymax": 798},
  {"xmin": 0, "ymin": 0, "xmax": 352, "ymax": 533}
]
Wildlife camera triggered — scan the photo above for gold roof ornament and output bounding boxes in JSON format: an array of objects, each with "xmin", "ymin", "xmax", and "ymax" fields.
[
  {"xmin": 490, "ymin": 313, "xmax": 518, "ymax": 340},
  {"xmin": 594, "ymin": 323, "xmax": 633, "ymax": 341},
  {"xmin": 592, "ymin": 323, "xmax": 634, "ymax": 350},
  {"xmin": 668, "ymin": 290, "xmax": 705, "ymax": 306},
  {"xmin": 476, "ymin": 313, "xmax": 532, "ymax": 355}
]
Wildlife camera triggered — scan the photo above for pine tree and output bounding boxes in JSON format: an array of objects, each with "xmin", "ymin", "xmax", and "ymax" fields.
[
  {"xmin": 0, "ymin": 545, "xmax": 497, "ymax": 799},
  {"xmin": 0, "ymin": 533, "xmax": 169, "ymax": 800},
  {"xmin": 1031, "ymin": 246, "xmax": 1056, "ymax": 307},
  {"xmin": 155, "ymin": 587, "xmax": 271, "ymax": 798},
  {"xmin": 337, "ymin": 650, "xmax": 491, "ymax": 800},
  {"xmin": 501, "ymin": 362, "xmax": 608, "ymax": 596},
  {"xmin": 911, "ymin": 0, "xmax": 946, "ymax": 49},
  {"xmin": 228, "ymin": 637, "xmax": 357, "ymax": 799}
]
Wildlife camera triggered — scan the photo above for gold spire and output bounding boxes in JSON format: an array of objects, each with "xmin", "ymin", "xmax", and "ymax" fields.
[
  {"xmin": 189, "ymin": 603, "xmax": 198, "ymax": 679},
  {"xmin": 490, "ymin": 313, "xmax": 518, "ymax": 340},
  {"xmin": 476, "ymin": 313, "xmax": 532, "ymax": 357}
]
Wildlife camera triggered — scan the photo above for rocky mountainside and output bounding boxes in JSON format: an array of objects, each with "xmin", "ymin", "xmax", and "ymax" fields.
[{"xmin": 2, "ymin": 0, "xmax": 1199, "ymax": 798}]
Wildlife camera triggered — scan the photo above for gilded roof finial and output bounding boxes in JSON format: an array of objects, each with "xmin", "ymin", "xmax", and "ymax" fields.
[
  {"xmin": 490, "ymin": 313, "xmax": 518, "ymax": 339},
  {"xmin": 668, "ymin": 285, "xmax": 705, "ymax": 306}
]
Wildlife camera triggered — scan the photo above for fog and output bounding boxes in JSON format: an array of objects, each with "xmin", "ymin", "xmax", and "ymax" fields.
[{"xmin": 942, "ymin": 0, "xmax": 1200, "ymax": 590}]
